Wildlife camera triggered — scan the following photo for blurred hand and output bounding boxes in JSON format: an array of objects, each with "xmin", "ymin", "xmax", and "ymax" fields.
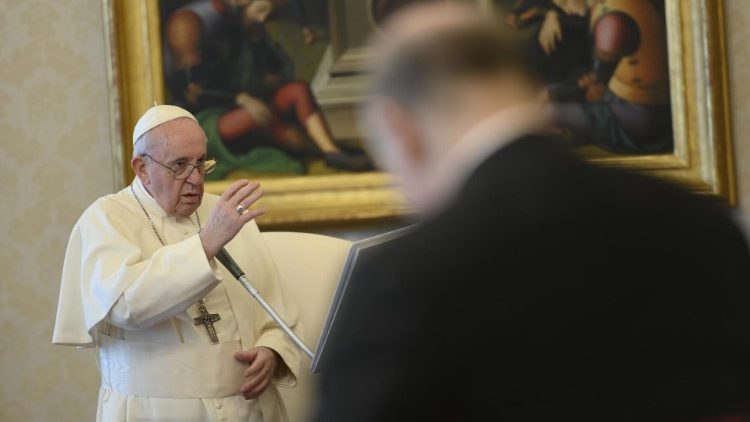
[
  {"xmin": 539, "ymin": 10, "xmax": 562, "ymax": 54},
  {"xmin": 235, "ymin": 347, "xmax": 279, "ymax": 399},
  {"xmin": 236, "ymin": 93, "xmax": 272, "ymax": 126},
  {"xmin": 200, "ymin": 179, "xmax": 265, "ymax": 259}
]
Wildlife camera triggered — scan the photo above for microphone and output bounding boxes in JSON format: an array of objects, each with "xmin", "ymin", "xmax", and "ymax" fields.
[
  {"xmin": 214, "ymin": 247, "xmax": 315, "ymax": 359},
  {"xmin": 216, "ymin": 248, "xmax": 245, "ymax": 279}
]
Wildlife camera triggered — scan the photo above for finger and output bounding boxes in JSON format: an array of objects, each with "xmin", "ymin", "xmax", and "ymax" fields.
[
  {"xmin": 236, "ymin": 187, "xmax": 265, "ymax": 220},
  {"xmin": 221, "ymin": 179, "xmax": 250, "ymax": 202},
  {"xmin": 241, "ymin": 371, "xmax": 272, "ymax": 399},
  {"xmin": 544, "ymin": 34, "xmax": 555, "ymax": 52},
  {"xmin": 238, "ymin": 187, "xmax": 264, "ymax": 210},
  {"xmin": 240, "ymin": 208, "xmax": 266, "ymax": 223},
  {"xmin": 229, "ymin": 182, "xmax": 261, "ymax": 206},
  {"xmin": 240, "ymin": 368, "xmax": 266, "ymax": 394},
  {"xmin": 244, "ymin": 354, "xmax": 268, "ymax": 377},
  {"xmin": 245, "ymin": 361, "xmax": 271, "ymax": 381},
  {"xmin": 244, "ymin": 362, "xmax": 266, "ymax": 379},
  {"xmin": 240, "ymin": 377, "xmax": 261, "ymax": 399},
  {"xmin": 235, "ymin": 350, "xmax": 258, "ymax": 364},
  {"xmin": 244, "ymin": 377, "xmax": 271, "ymax": 399},
  {"xmin": 541, "ymin": 40, "xmax": 550, "ymax": 55}
]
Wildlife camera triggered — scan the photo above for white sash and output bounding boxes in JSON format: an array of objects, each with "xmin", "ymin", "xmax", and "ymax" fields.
[{"xmin": 99, "ymin": 334, "xmax": 246, "ymax": 399}]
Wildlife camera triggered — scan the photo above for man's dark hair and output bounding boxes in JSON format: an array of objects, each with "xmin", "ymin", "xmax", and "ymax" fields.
[{"xmin": 375, "ymin": 24, "xmax": 540, "ymax": 107}]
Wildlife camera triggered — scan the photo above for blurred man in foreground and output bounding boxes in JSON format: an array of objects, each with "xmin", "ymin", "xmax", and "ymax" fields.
[{"xmin": 315, "ymin": 3, "xmax": 750, "ymax": 421}]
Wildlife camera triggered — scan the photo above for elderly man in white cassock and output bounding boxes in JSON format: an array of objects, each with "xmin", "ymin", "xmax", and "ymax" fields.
[{"xmin": 53, "ymin": 104, "xmax": 301, "ymax": 422}]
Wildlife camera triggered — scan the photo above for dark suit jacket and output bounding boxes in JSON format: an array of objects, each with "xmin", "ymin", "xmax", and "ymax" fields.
[{"xmin": 315, "ymin": 136, "xmax": 750, "ymax": 422}]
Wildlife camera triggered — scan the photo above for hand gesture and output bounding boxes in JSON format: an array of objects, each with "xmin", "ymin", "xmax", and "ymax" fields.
[
  {"xmin": 236, "ymin": 93, "xmax": 272, "ymax": 126},
  {"xmin": 235, "ymin": 347, "xmax": 280, "ymax": 399},
  {"xmin": 539, "ymin": 10, "xmax": 562, "ymax": 55},
  {"xmin": 199, "ymin": 179, "xmax": 265, "ymax": 259}
]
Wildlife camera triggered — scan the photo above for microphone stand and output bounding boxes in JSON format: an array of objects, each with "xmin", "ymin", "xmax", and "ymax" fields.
[{"xmin": 216, "ymin": 249, "xmax": 315, "ymax": 360}]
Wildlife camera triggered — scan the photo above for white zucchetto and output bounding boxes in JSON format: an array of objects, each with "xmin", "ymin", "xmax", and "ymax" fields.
[{"xmin": 132, "ymin": 104, "xmax": 198, "ymax": 145}]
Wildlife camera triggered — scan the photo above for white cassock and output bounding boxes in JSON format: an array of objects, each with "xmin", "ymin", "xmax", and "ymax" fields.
[{"xmin": 53, "ymin": 177, "xmax": 301, "ymax": 422}]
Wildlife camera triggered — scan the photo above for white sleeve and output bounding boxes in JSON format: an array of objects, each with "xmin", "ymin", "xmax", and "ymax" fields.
[
  {"xmin": 79, "ymin": 207, "xmax": 223, "ymax": 330},
  {"xmin": 107, "ymin": 235, "xmax": 225, "ymax": 329}
]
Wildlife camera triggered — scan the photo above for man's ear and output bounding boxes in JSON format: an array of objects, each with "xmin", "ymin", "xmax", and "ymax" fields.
[{"xmin": 131, "ymin": 155, "xmax": 149, "ymax": 186}]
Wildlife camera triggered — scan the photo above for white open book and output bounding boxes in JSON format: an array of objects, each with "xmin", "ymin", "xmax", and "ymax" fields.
[{"xmin": 311, "ymin": 225, "xmax": 415, "ymax": 372}]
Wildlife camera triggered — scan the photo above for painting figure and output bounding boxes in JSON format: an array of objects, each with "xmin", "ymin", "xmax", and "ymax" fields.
[
  {"xmin": 502, "ymin": 0, "xmax": 672, "ymax": 154},
  {"xmin": 505, "ymin": 0, "xmax": 592, "ymax": 90},
  {"xmin": 164, "ymin": 0, "xmax": 373, "ymax": 179}
]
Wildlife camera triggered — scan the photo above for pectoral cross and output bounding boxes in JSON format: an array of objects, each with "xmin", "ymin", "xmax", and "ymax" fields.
[{"xmin": 193, "ymin": 300, "xmax": 221, "ymax": 344}]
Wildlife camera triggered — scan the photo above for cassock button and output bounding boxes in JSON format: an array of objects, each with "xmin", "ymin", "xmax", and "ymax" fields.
[{"xmin": 216, "ymin": 403, "xmax": 223, "ymax": 410}]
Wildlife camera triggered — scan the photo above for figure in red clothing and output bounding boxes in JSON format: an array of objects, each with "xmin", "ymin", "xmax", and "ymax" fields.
[{"xmin": 164, "ymin": 0, "xmax": 372, "ymax": 178}]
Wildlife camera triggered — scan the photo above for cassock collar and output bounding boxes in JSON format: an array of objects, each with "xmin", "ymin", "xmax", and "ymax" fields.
[{"xmin": 131, "ymin": 177, "xmax": 170, "ymax": 219}]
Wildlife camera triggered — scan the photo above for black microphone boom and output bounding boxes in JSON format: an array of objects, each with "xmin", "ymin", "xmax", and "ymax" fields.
[{"xmin": 216, "ymin": 248, "xmax": 245, "ymax": 279}]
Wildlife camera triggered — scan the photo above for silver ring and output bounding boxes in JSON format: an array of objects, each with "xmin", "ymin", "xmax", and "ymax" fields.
[{"xmin": 236, "ymin": 204, "xmax": 247, "ymax": 215}]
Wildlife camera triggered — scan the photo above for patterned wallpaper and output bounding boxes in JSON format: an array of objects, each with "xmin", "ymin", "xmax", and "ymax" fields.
[
  {"xmin": 0, "ymin": 0, "xmax": 112, "ymax": 419},
  {"xmin": 0, "ymin": 0, "xmax": 749, "ymax": 420}
]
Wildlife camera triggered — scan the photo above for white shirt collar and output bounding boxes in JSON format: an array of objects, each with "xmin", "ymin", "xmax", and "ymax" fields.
[{"xmin": 131, "ymin": 176, "xmax": 170, "ymax": 219}]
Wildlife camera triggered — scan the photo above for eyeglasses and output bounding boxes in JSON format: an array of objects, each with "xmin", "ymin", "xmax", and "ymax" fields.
[{"xmin": 142, "ymin": 153, "xmax": 217, "ymax": 180}]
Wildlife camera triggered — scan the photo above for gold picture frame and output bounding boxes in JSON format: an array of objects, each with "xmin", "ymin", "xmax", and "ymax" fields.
[{"xmin": 103, "ymin": 0, "xmax": 735, "ymax": 228}]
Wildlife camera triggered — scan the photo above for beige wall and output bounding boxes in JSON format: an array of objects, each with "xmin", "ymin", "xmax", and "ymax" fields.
[
  {"xmin": 1, "ymin": 0, "xmax": 750, "ymax": 420},
  {"xmin": 0, "ymin": 0, "xmax": 110, "ymax": 419}
]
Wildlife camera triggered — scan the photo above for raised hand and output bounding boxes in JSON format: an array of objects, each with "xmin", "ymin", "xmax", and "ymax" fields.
[{"xmin": 199, "ymin": 179, "xmax": 265, "ymax": 259}]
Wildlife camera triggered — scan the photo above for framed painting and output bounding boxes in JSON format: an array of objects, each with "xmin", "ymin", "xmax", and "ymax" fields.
[
  {"xmin": 103, "ymin": 0, "xmax": 735, "ymax": 228},
  {"xmin": 486, "ymin": 0, "xmax": 735, "ymax": 202}
]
